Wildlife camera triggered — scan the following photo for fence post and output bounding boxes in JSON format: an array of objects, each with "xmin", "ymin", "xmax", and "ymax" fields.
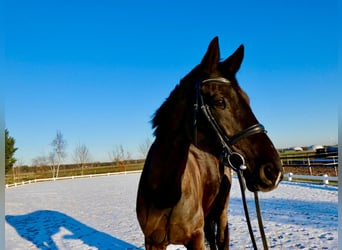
[
  {"xmin": 323, "ymin": 174, "xmax": 329, "ymax": 185},
  {"xmin": 307, "ymin": 156, "xmax": 312, "ymax": 175},
  {"xmin": 333, "ymin": 156, "xmax": 338, "ymax": 177}
]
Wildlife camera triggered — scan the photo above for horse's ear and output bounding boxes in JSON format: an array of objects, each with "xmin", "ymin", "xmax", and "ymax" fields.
[
  {"xmin": 200, "ymin": 36, "xmax": 220, "ymax": 73},
  {"xmin": 221, "ymin": 44, "xmax": 244, "ymax": 74}
]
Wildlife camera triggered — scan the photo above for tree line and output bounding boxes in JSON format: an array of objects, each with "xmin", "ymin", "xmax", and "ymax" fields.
[{"xmin": 5, "ymin": 129, "xmax": 152, "ymax": 178}]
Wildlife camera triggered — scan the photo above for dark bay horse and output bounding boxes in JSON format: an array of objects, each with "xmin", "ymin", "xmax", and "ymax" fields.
[{"xmin": 136, "ymin": 37, "xmax": 283, "ymax": 250}]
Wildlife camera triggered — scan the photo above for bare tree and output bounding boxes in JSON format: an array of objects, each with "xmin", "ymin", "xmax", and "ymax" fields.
[
  {"xmin": 108, "ymin": 144, "xmax": 130, "ymax": 172},
  {"xmin": 32, "ymin": 154, "xmax": 57, "ymax": 178},
  {"xmin": 109, "ymin": 145, "xmax": 124, "ymax": 165},
  {"xmin": 31, "ymin": 155, "xmax": 49, "ymax": 167},
  {"xmin": 73, "ymin": 143, "xmax": 90, "ymax": 175},
  {"xmin": 12, "ymin": 158, "xmax": 24, "ymax": 182},
  {"xmin": 138, "ymin": 138, "xmax": 152, "ymax": 159},
  {"xmin": 51, "ymin": 130, "xmax": 67, "ymax": 178},
  {"xmin": 48, "ymin": 152, "xmax": 57, "ymax": 178}
]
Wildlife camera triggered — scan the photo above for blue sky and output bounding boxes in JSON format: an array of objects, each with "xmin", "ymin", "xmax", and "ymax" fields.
[{"xmin": 3, "ymin": 0, "xmax": 339, "ymax": 164}]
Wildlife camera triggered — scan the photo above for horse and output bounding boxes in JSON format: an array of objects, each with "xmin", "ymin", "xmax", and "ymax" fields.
[{"xmin": 136, "ymin": 37, "xmax": 283, "ymax": 250}]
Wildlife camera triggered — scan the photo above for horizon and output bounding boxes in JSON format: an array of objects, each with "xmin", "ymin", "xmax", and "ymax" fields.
[{"xmin": 9, "ymin": 141, "xmax": 339, "ymax": 167}]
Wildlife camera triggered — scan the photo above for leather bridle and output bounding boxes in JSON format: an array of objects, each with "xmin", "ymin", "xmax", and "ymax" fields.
[
  {"xmin": 193, "ymin": 77, "xmax": 269, "ymax": 250},
  {"xmin": 193, "ymin": 77, "xmax": 266, "ymax": 171}
]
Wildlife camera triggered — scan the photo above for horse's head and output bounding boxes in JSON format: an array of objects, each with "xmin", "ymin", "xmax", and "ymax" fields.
[{"xmin": 183, "ymin": 37, "xmax": 283, "ymax": 192}]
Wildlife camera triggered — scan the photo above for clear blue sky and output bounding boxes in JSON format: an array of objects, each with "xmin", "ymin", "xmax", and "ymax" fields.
[{"xmin": 3, "ymin": 0, "xmax": 339, "ymax": 165}]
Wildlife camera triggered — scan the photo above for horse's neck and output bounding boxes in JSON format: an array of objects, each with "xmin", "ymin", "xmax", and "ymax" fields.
[
  {"xmin": 148, "ymin": 133, "xmax": 190, "ymax": 184},
  {"xmin": 143, "ymin": 133, "xmax": 190, "ymax": 208}
]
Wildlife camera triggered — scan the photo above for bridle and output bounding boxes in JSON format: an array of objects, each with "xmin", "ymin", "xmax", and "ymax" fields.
[
  {"xmin": 193, "ymin": 77, "xmax": 266, "ymax": 170},
  {"xmin": 193, "ymin": 77, "xmax": 269, "ymax": 250}
]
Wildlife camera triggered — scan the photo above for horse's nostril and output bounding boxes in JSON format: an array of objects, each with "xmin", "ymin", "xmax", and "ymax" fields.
[
  {"xmin": 259, "ymin": 164, "xmax": 274, "ymax": 186},
  {"xmin": 264, "ymin": 165, "xmax": 273, "ymax": 179}
]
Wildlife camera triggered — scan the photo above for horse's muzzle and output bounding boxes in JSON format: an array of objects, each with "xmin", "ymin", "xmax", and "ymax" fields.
[{"xmin": 257, "ymin": 163, "xmax": 283, "ymax": 192}]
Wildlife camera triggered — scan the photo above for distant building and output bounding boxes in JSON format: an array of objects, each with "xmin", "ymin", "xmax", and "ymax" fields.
[
  {"xmin": 293, "ymin": 146, "xmax": 303, "ymax": 151},
  {"xmin": 308, "ymin": 145, "xmax": 324, "ymax": 152}
]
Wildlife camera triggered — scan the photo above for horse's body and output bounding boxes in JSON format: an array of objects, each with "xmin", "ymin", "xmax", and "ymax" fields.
[
  {"xmin": 136, "ymin": 37, "xmax": 283, "ymax": 249},
  {"xmin": 137, "ymin": 142, "xmax": 231, "ymax": 249}
]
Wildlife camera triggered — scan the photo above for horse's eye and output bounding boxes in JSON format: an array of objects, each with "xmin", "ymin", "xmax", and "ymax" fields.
[{"xmin": 213, "ymin": 97, "xmax": 226, "ymax": 109}]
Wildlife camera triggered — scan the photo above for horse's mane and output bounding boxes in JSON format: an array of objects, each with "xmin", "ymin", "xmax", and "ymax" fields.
[
  {"xmin": 152, "ymin": 84, "xmax": 184, "ymax": 137},
  {"xmin": 151, "ymin": 64, "xmax": 207, "ymax": 138}
]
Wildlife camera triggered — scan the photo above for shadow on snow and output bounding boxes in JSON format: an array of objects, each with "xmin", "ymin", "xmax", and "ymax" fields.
[{"xmin": 6, "ymin": 210, "xmax": 141, "ymax": 250}]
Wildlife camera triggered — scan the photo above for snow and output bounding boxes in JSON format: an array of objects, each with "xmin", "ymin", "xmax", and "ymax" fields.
[{"xmin": 5, "ymin": 173, "xmax": 338, "ymax": 249}]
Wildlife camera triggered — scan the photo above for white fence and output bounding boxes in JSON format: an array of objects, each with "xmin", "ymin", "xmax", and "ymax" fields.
[
  {"xmin": 6, "ymin": 171, "xmax": 338, "ymax": 188},
  {"xmin": 5, "ymin": 170, "xmax": 142, "ymax": 189},
  {"xmin": 284, "ymin": 173, "xmax": 338, "ymax": 185}
]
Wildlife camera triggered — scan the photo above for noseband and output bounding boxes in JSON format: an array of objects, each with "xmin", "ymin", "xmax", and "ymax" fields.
[
  {"xmin": 193, "ymin": 77, "xmax": 266, "ymax": 171},
  {"xmin": 193, "ymin": 77, "xmax": 269, "ymax": 250}
]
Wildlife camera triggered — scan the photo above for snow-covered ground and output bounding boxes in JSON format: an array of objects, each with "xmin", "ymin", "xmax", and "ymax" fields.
[{"xmin": 5, "ymin": 173, "xmax": 338, "ymax": 249}]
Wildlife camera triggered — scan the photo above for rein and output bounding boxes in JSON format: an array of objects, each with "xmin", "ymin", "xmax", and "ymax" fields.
[{"xmin": 194, "ymin": 78, "xmax": 269, "ymax": 250}]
